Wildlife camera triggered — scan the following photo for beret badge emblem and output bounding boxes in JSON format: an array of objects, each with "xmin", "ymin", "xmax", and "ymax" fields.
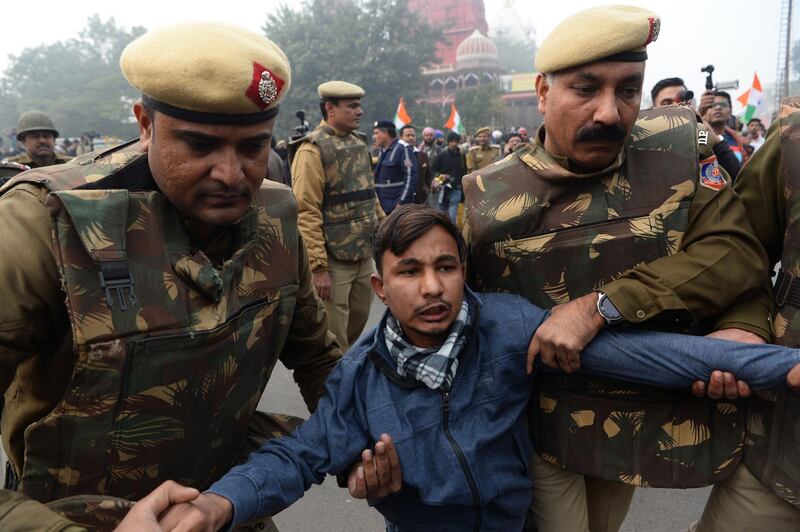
[{"xmin": 258, "ymin": 71, "xmax": 278, "ymax": 106}]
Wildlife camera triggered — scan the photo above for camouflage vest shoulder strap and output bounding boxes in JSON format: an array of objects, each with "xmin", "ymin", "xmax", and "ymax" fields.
[
  {"xmin": 19, "ymin": 162, "xmax": 301, "ymax": 504},
  {"xmin": 307, "ymin": 124, "xmax": 378, "ymax": 262},
  {"xmin": 744, "ymin": 96, "xmax": 800, "ymax": 509},
  {"xmin": 464, "ymin": 106, "xmax": 745, "ymax": 488}
]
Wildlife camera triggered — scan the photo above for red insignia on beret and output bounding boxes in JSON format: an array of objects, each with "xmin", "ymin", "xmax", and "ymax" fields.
[{"xmin": 246, "ymin": 62, "xmax": 285, "ymax": 110}]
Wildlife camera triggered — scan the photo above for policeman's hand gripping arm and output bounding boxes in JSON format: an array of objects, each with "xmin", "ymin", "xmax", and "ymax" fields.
[
  {"xmin": 692, "ymin": 328, "xmax": 763, "ymax": 400},
  {"xmin": 531, "ymin": 292, "xmax": 606, "ymax": 373}
]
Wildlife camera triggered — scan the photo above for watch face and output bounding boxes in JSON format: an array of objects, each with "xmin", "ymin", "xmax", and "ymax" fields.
[{"xmin": 599, "ymin": 295, "xmax": 622, "ymax": 322}]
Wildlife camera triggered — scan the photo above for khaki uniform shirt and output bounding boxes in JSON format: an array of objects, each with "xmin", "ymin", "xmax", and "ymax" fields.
[
  {"xmin": 291, "ymin": 122, "xmax": 384, "ymax": 272},
  {"xmin": 0, "ymin": 181, "xmax": 341, "ymax": 476},
  {"xmin": 465, "ymin": 145, "xmax": 500, "ymax": 173},
  {"xmin": 3, "ymin": 152, "xmax": 72, "ymax": 169}
]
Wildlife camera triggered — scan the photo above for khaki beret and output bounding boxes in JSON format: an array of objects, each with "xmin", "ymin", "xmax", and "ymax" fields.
[
  {"xmin": 318, "ymin": 81, "xmax": 365, "ymax": 100},
  {"xmin": 121, "ymin": 22, "xmax": 291, "ymax": 124},
  {"xmin": 474, "ymin": 127, "xmax": 491, "ymax": 136},
  {"xmin": 535, "ymin": 5, "xmax": 660, "ymax": 74}
]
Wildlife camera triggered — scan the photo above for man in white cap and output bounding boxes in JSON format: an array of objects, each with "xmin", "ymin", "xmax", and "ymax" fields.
[
  {"xmin": 290, "ymin": 81, "xmax": 384, "ymax": 351},
  {"xmin": 0, "ymin": 22, "xmax": 393, "ymax": 529},
  {"xmin": 463, "ymin": 5, "xmax": 767, "ymax": 531}
]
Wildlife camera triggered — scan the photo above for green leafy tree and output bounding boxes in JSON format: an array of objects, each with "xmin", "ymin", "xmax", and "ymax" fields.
[
  {"xmin": 455, "ymin": 83, "xmax": 506, "ymax": 134},
  {"xmin": 0, "ymin": 15, "xmax": 145, "ymax": 141},
  {"xmin": 263, "ymin": 0, "xmax": 441, "ymax": 139}
]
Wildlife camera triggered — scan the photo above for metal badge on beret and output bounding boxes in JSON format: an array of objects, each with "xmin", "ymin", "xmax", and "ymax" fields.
[
  {"xmin": 245, "ymin": 62, "xmax": 285, "ymax": 111},
  {"xmin": 259, "ymin": 71, "xmax": 278, "ymax": 105}
]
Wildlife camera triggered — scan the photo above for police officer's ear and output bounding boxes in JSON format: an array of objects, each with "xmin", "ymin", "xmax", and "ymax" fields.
[
  {"xmin": 133, "ymin": 101, "xmax": 154, "ymax": 151},
  {"xmin": 535, "ymin": 73, "xmax": 552, "ymax": 114}
]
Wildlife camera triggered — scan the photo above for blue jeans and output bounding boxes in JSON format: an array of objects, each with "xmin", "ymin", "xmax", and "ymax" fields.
[
  {"xmin": 446, "ymin": 188, "xmax": 462, "ymax": 224},
  {"xmin": 541, "ymin": 327, "xmax": 800, "ymax": 390}
]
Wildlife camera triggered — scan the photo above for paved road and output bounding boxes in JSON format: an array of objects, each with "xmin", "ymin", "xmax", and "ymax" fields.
[{"xmin": 259, "ymin": 295, "xmax": 712, "ymax": 531}]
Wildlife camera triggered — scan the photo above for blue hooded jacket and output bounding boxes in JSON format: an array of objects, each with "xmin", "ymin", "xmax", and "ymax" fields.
[{"xmin": 208, "ymin": 290, "xmax": 546, "ymax": 531}]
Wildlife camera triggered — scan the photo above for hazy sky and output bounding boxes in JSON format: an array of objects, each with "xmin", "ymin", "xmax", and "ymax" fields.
[{"xmin": 0, "ymin": 0, "xmax": 789, "ymax": 113}]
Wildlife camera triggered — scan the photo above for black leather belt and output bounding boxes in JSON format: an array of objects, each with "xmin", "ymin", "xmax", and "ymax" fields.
[{"xmin": 774, "ymin": 268, "xmax": 800, "ymax": 307}]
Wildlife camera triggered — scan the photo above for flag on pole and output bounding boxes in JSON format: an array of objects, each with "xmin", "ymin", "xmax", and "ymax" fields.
[
  {"xmin": 394, "ymin": 97, "xmax": 412, "ymax": 129},
  {"xmin": 736, "ymin": 72, "xmax": 763, "ymax": 124},
  {"xmin": 444, "ymin": 103, "xmax": 465, "ymax": 135}
]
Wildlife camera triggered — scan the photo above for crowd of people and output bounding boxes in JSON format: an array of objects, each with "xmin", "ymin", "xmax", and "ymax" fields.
[{"xmin": 0, "ymin": 4, "xmax": 798, "ymax": 532}]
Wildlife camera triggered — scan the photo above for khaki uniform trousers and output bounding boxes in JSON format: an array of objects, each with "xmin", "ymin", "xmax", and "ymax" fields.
[
  {"xmin": 691, "ymin": 464, "xmax": 800, "ymax": 532},
  {"xmin": 324, "ymin": 256, "xmax": 374, "ymax": 351},
  {"xmin": 529, "ymin": 452, "xmax": 636, "ymax": 532}
]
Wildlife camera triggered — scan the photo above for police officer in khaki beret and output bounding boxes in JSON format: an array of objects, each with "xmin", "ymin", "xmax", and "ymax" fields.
[
  {"xmin": 289, "ymin": 81, "xmax": 384, "ymax": 352},
  {"xmin": 0, "ymin": 23, "xmax": 394, "ymax": 530},
  {"xmin": 462, "ymin": 6, "xmax": 766, "ymax": 531},
  {"xmin": 465, "ymin": 126, "xmax": 500, "ymax": 173},
  {"xmin": 4, "ymin": 110, "xmax": 72, "ymax": 169}
]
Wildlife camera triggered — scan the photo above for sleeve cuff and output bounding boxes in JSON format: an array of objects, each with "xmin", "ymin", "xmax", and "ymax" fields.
[
  {"xmin": 713, "ymin": 320, "xmax": 772, "ymax": 342},
  {"xmin": 206, "ymin": 473, "xmax": 261, "ymax": 531},
  {"xmin": 601, "ymin": 280, "xmax": 685, "ymax": 323}
]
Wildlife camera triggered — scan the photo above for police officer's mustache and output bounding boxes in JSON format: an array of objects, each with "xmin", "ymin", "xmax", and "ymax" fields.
[{"xmin": 575, "ymin": 124, "xmax": 629, "ymax": 143}]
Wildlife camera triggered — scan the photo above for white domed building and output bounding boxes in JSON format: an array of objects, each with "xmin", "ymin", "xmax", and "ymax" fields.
[{"xmin": 424, "ymin": 29, "xmax": 504, "ymax": 101}]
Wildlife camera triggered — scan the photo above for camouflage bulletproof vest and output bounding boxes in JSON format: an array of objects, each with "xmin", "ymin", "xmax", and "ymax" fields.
[
  {"xmin": 464, "ymin": 106, "xmax": 745, "ymax": 488},
  {"xmin": 12, "ymin": 142, "xmax": 301, "ymax": 504},
  {"xmin": 744, "ymin": 97, "xmax": 800, "ymax": 508},
  {"xmin": 307, "ymin": 125, "xmax": 378, "ymax": 261}
]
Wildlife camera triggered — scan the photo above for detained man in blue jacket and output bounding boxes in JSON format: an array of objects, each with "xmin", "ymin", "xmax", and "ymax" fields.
[
  {"xmin": 152, "ymin": 205, "xmax": 800, "ymax": 531},
  {"xmin": 374, "ymin": 120, "xmax": 418, "ymax": 214}
]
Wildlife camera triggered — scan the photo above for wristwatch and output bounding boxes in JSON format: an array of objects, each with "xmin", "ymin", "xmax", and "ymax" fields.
[{"xmin": 596, "ymin": 291, "xmax": 625, "ymax": 326}]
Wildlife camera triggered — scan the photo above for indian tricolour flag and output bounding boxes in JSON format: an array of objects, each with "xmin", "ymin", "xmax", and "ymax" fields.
[
  {"xmin": 736, "ymin": 72, "xmax": 762, "ymax": 124},
  {"xmin": 444, "ymin": 103, "xmax": 465, "ymax": 136},
  {"xmin": 393, "ymin": 97, "xmax": 412, "ymax": 129}
]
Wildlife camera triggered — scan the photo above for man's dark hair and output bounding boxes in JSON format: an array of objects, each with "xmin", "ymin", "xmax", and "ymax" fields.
[
  {"xmin": 319, "ymin": 98, "xmax": 341, "ymax": 120},
  {"xmin": 372, "ymin": 204, "xmax": 467, "ymax": 275},
  {"xmin": 375, "ymin": 125, "xmax": 397, "ymax": 138},
  {"xmin": 650, "ymin": 77, "xmax": 685, "ymax": 104},
  {"xmin": 399, "ymin": 124, "xmax": 416, "ymax": 136},
  {"xmin": 446, "ymin": 132, "xmax": 460, "ymax": 143},
  {"xmin": 505, "ymin": 132, "xmax": 522, "ymax": 142},
  {"xmin": 747, "ymin": 117, "xmax": 763, "ymax": 126},
  {"xmin": 713, "ymin": 90, "xmax": 732, "ymax": 108}
]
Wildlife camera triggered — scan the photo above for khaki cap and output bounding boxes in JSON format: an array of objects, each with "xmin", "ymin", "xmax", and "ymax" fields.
[
  {"xmin": 474, "ymin": 127, "xmax": 491, "ymax": 136},
  {"xmin": 535, "ymin": 5, "xmax": 660, "ymax": 74},
  {"xmin": 120, "ymin": 22, "xmax": 291, "ymax": 124},
  {"xmin": 318, "ymin": 81, "xmax": 365, "ymax": 100}
]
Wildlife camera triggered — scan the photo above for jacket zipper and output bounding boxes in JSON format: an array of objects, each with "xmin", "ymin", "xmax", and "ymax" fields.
[{"xmin": 441, "ymin": 391, "xmax": 482, "ymax": 532}]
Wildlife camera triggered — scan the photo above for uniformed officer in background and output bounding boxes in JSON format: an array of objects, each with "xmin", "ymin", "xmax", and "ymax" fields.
[
  {"xmin": 290, "ymin": 81, "xmax": 384, "ymax": 351},
  {"xmin": 4, "ymin": 111, "xmax": 72, "ymax": 168},
  {"xmin": 373, "ymin": 119, "xmax": 418, "ymax": 214},
  {"xmin": 465, "ymin": 126, "xmax": 500, "ymax": 173},
  {"xmin": 462, "ymin": 6, "xmax": 767, "ymax": 531}
]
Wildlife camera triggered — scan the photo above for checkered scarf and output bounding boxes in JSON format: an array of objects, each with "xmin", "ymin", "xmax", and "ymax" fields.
[{"xmin": 384, "ymin": 299, "xmax": 471, "ymax": 391}]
